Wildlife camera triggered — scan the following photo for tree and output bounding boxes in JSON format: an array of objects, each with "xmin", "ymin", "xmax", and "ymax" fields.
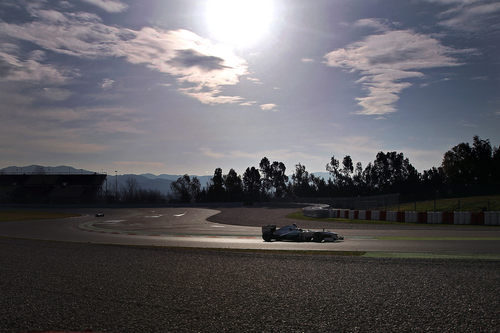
[
  {"xmin": 442, "ymin": 142, "xmax": 474, "ymax": 185},
  {"xmin": 259, "ymin": 157, "xmax": 272, "ymax": 196},
  {"xmin": 122, "ymin": 177, "xmax": 139, "ymax": 201},
  {"xmin": 326, "ymin": 155, "xmax": 340, "ymax": 182},
  {"xmin": 259, "ymin": 157, "xmax": 289, "ymax": 198},
  {"xmin": 493, "ymin": 146, "xmax": 500, "ymax": 185},
  {"xmin": 170, "ymin": 174, "xmax": 200, "ymax": 203},
  {"xmin": 352, "ymin": 162, "xmax": 364, "ymax": 191},
  {"xmin": 340, "ymin": 155, "xmax": 354, "ymax": 190},
  {"xmin": 207, "ymin": 168, "xmax": 225, "ymax": 201},
  {"xmin": 224, "ymin": 168, "xmax": 243, "ymax": 201},
  {"xmin": 270, "ymin": 161, "xmax": 289, "ymax": 198},
  {"xmin": 243, "ymin": 166, "xmax": 261, "ymax": 202},
  {"xmin": 367, "ymin": 151, "xmax": 419, "ymax": 194},
  {"xmin": 471, "ymin": 136, "xmax": 493, "ymax": 184},
  {"xmin": 291, "ymin": 163, "xmax": 311, "ymax": 197},
  {"xmin": 310, "ymin": 174, "xmax": 329, "ymax": 197}
]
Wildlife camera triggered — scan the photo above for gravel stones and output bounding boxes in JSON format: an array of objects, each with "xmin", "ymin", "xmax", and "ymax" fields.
[{"xmin": 1, "ymin": 238, "xmax": 498, "ymax": 332}]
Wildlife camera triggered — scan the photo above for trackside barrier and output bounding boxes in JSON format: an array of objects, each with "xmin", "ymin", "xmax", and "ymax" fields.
[
  {"xmin": 454, "ymin": 211, "xmax": 471, "ymax": 225},
  {"xmin": 442, "ymin": 212, "xmax": 454, "ymax": 224},
  {"xmin": 485, "ymin": 211, "xmax": 500, "ymax": 225},
  {"xmin": 397, "ymin": 211, "xmax": 404, "ymax": 222},
  {"xmin": 328, "ymin": 209, "xmax": 338, "ymax": 218},
  {"xmin": 471, "ymin": 212, "xmax": 484, "ymax": 225},
  {"xmin": 302, "ymin": 205, "xmax": 329, "ymax": 218},
  {"xmin": 386, "ymin": 211, "xmax": 398, "ymax": 222},
  {"xmin": 303, "ymin": 205, "xmax": 497, "ymax": 226},
  {"xmin": 418, "ymin": 212, "xmax": 427, "ymax": 224},
  {"xmin": 427, "ymin": 212, "xmax": 442, "ymax": 224},
  {"xmin": 405, "ymin": 211, "xmax": 418, "ymax": 223}
]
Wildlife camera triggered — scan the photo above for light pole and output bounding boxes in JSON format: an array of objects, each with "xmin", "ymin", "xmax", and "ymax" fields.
[{"xmin": 115, "ymin": 170, "xmax": 118, "ymax": 200}]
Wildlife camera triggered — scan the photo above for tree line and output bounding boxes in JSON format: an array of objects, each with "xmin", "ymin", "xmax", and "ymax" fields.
[{"xmin": 169, "ymin": 136, "xmax": 500, "ymax": 203}]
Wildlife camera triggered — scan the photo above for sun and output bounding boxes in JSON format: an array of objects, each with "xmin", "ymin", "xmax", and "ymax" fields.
[{"xmin": 205, "ymin": 0, "xmax": 274, "ymax": 48}]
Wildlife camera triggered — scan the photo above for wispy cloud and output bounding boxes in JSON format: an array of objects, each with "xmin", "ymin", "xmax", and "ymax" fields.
[
  {"xmin": 0, "ymin": 48, "xmax": 71, "ymax": 84},
  {"xmin": 301, "ymin": 58, "xmax": 315, "ymax": 63},
  {"xmin": 39, "ymin": 88, "xmax": 72, "ymax": 101},
  {"xmin": 324, "ymin": 27, "xmax": 467, "ymax": 115},
  {"xmin": 353, "ymin": 18, "xmax": 390, "ymax": 32},
  {"xmin": 200, "ymin": 148, "xmax": 225, "ymax": 159},
  {"xmin": 440, "ymin": 2, "xmax": 500, "ymax": 31},
  {"xmin": 423, "ymin": 0, "xmax": 500, "ymax": 32},
  {"xmin": 80, "ymin": 0, "xmax": 128, "ymax": 13},
  {"xmin": 100, "ymin": 78, "xmax": 115, "ymax": 90},
  {"xmin": 260, "ymin": 103, "xmax": 278, "ymax": 111},
  {"xmin": 113, "ymin": 161, "xmax": 167, "ymax": 169}
]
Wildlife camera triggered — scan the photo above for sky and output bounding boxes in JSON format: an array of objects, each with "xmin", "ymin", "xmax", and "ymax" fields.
[{"xmin": 0, "ymin": 0, "xmax": 499, "ymax": 176}]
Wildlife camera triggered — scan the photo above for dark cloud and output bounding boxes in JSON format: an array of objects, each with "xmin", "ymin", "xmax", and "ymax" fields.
[
  {"xmin": 0, "ymin": 59, "xmax": 12, "ymax": 77},
  {"xmin": 169, "ymin": 49, "xmax": 228, "ymax": 71}
]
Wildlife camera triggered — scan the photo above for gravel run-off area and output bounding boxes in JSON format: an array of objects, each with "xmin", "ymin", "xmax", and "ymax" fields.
[{"xmin": 1, "ymin": 237, "xmax": 498, "ymax": 332}]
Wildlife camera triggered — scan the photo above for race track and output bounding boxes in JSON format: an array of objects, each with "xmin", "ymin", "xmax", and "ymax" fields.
[{"xmin": 0, "ymin": 207, "xmax": 499, "ymax": 257}]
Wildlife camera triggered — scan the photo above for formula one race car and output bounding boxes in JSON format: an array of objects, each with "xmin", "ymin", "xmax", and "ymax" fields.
[{"xmin": 262, "ymin": 224, "xmax": 344, "ymax": 242}]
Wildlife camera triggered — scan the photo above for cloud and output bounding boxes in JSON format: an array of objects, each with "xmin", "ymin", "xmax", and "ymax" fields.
[
  {"xmin": 260, "ymin": 103, "xmax": 278, "ymax": 111},
  {"xmin": 239, "ymin": 101, "xmax": 256, "ymax": 106},
  {"xmin": 200, "ymin": 148, "xmax": 225, "ymax": 159},
  {"xmin": 101, "ymin": 78, "xmax": 115, "ymax": 89},
  {"xmin": 179, "ymin": 87, "xmax": 244, "ymax": 105},
  {"xmin": 30, "ymin": 139, "xmax": 109, "ymax": 154},
  {"xmin": 112, "ymin": 161, "xmax": 167, "ymax": 169},
  {"xmin": 168, "ymin": 49, "xmax": 228, "ymax": 71},
  {"xmin": 301, "ymin": 58, "xmax": 315, "ymax": 63},
  {"xmin": 246, "ymin": 77, "xmax": 263, "ymax": 84},
  {"xmin": 124, "ymin": 28, "xmax": 248, "ymax": 92},
  {"xmin": 0, "ymin": 48, "xmax": 71, "ymax": 84},
  {"xmin": 353, "ymin": 18, "xmax": 390, "ymax": 32},
  {"xmin": 324, "ymin": 28, "xmax": 466, "ymax": 115},
  {"xmin": 80, "ymin": 0, "xmax": 128, "ymax": 13},
  {"xmin": 423, "ymin": 0, "xmax": 500, "ymax": 31},
  {"xmin": 0, "ymin": 6, "xmax": 249, "ymax": 104},
  {"xmin": 440, "ymin": 2, "xmax": 500, "ymax": 31},
  {"xmin": 39, "ymin": 88, "xmax": 72, "ymax": 101}
]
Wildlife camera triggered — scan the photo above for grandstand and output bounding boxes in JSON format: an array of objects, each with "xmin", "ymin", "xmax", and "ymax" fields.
[{"xmin": 0, "ymin": 174, "xmax": 107, "ymax": 203}]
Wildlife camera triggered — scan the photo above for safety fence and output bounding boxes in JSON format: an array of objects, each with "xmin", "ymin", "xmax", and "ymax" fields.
[{"xmin": 302, "ymin": 205, "xmax": 500, "ymax": 225}]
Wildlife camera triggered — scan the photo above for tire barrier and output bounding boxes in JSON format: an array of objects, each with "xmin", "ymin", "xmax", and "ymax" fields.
[
  {"xmin": 302, "ymin": 205, "xmax": 330, "ymax": 218},
  {"xmin": 427, "ymin": 212, "xmax": 442, "ymax": 224},
  {"xmin": 485, "ymin": 211, "xmax": 500, "ymax": 225},
  {"xmin": 386, "ymin": 211, "xmax": 398, "ymax": 222},
  {"xmin": 454, "ymin": 211, "xmax": 471, "ymax": 225},
  {"xmin": 405, "ymin": 211, "xmax": 418, "ymax": 223},
  {"xmin": 301, "ymin": 204, "xmax": 497, "ymax": 226}
]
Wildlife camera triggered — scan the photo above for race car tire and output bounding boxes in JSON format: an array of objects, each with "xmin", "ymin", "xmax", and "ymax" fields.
[{"xmin": 262, "ymin": 225, "xmax": 276, "ymax": 242}]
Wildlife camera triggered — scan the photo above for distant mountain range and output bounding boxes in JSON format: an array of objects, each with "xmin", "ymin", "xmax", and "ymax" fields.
[{"xmin": 0, "ymin": 165, "xmax": 331, "ymax": 196}]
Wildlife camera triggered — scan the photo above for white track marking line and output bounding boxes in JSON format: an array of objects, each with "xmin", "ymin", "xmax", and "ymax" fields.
[{"xmin": 173, "ymin": 212, "xmax": 186, "ymax": 217}]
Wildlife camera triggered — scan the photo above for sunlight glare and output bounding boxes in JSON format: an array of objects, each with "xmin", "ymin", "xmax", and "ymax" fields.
[{"xmin": 205, "ymin": 0, "xmax": 274, "ymax": 48}]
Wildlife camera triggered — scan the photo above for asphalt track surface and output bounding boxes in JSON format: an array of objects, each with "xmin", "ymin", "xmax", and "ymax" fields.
[{"xmin": 0, "ymin": 207, "xmax": 499, "ymax": 257}]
